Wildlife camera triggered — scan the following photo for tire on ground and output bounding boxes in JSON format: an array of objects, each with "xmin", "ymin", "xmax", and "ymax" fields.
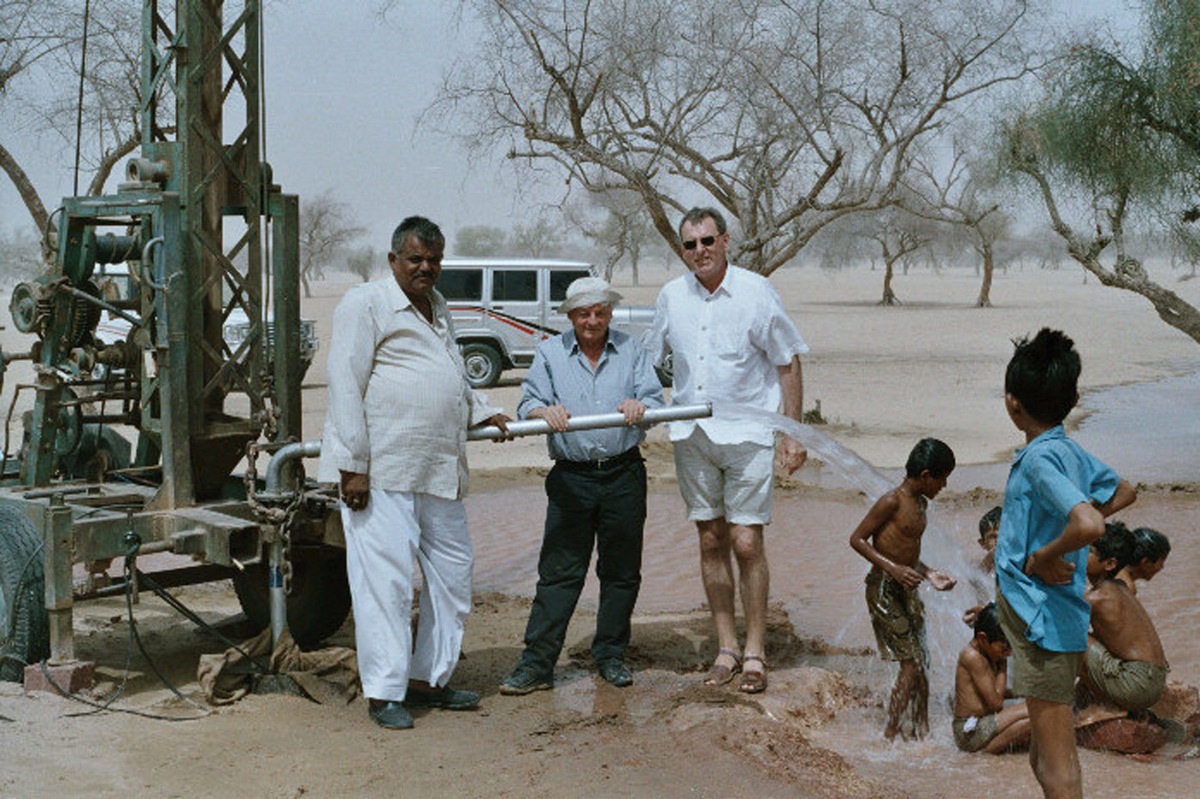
[
  {"xmin": 0, "ymin": 505, "xmax": 49, "ymax": 682},
  {"xmin": 460, "ymin": 342, "xmax": 503, "ymax": 389},
  {"xmin": 231, "ymin": 546, "xmax": 352, "ymax": 648}
]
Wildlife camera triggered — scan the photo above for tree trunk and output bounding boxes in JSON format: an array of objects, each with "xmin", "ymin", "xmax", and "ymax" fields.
[
  {"xmin": 976, "ymin": 244, "xmax": 994, "ymax": 307},
  {"xmin": 880, "ymin": 261, "xmax": 900, "ymax": 306},
  {"xmin": 0, "ymin": 142, "xmax": 52, "ymax": 259}
]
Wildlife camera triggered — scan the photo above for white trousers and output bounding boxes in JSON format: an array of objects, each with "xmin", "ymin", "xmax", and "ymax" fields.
[{"xmin": 341, "ymin": 489, "xmax": 473, "ymax": 701}]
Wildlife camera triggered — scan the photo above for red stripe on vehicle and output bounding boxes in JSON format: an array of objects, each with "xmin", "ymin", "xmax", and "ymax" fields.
[{"xmin": 448, "ymin": 306, "xmax": 559, "ymax": 337}]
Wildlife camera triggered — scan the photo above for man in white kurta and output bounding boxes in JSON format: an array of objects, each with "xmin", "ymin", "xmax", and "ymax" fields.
[{"xmin": 319, "ymin": 215, "xmax": 507, "ymax": 730}]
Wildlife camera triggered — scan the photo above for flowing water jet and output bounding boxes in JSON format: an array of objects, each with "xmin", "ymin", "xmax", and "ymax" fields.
[{"xmin": 710, "ymin": 402, "xmax": 992, "ymax": 697}]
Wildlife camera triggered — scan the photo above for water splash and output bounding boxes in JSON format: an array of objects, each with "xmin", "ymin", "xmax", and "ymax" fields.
[{"xmin": 710, "ymin": 402, "xmax": 993, "ymax": 694}]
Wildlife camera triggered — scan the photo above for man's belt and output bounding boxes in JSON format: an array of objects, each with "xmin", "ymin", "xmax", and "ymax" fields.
[{"xmin": 556, "ymin": 447, "xmax": 643, "ymax": 471}]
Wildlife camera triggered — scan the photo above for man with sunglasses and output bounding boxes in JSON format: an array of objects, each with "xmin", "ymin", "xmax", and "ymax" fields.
[{"xmin": 646, "ymin": 207, "xmax": 808, "ymax": 694}]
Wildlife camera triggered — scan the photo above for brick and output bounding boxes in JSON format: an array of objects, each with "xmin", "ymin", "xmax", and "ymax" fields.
[{"xmin": 23, "ymin": 661, "xmax": 96, "ymax": 696}]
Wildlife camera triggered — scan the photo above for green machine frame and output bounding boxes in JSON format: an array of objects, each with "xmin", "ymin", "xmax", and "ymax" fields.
[{"xmin": 0, "ymin": 0, "xmax": 329, "ymax": 668}]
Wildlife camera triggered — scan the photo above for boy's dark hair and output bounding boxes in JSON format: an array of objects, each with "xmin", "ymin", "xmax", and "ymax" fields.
[
  {"xmin": 1005, "ymin": 328, "xmax": 1081, "ymax": 425},
  {"xmin": 978, "ymin": 506, "xmax": 1002, "ymax": 536},
  {"xmin": 905, "ymin": 437, "xmax": 955, "ymax": 478},
  {"xmin": 1131, "ymin": 526, "xmax": 1171, "ymax": 565},
  {"xmin": 973, "ymin": 602, "xmax": 1006, "ymax": 645},
  {"xmin": 391, "ymin": 215, "xmax": 445, "ymax": 253},
  {"xmin": 1094, "ymin": 521, "xmax": 1135, "ymax": 576}
]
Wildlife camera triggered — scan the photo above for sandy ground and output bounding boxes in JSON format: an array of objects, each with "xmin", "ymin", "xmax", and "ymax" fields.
[{"xmin": 1, "ymin": 262, "xmax": 1198, "ymax": 798}]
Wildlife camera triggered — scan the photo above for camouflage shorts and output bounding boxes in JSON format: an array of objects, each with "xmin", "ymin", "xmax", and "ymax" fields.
[{"xmin": 865, "ymin": 567, "xmax": 928, "ymax": 665}]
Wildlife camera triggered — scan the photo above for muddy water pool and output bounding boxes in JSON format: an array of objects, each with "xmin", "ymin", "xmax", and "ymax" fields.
[{"xmin": 466, "ymin": 477, "xmax": 1197, "ymax": 799}]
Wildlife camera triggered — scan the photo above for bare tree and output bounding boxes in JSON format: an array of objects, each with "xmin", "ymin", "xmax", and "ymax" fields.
[
  {"xmin": 454, "ymin": 225, "xmax": 508, "ymax": 256},
  {"xmin": 0, "ymin": 225, "xmax": 44, "ymax": 288},
  {"xmin": 299, "ymin": 190, "xmax": 366, "ymax": 298},
  {"xmin": 868, "ymin": 211, "xmax": 930, "ymax": 306},
  {"xmin": 907, "ymin": 137, "xmax": 1012, "ymax": 306},
  {"xmin": 568, "ymin": 190, "xmax": 658, "ymax": 283},
  {"xmin": 344, "ymin": 246, "xmax": 381, "ymax": 283},
  {"xmin": 511, "ymin": 216, "xmax": 565, "ymax": 256},
  {"xmin": 435, "ymin": 0, "xmax": 1043, "ymax": 275},
  {"xmin": 2, "ymin": 1, "xmax": 146, "ymax": 257}
]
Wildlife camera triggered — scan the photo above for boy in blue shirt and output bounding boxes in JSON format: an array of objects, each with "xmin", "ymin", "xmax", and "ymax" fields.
[{"xmin": 994, "ymin": 328, "xmax": 1136, "ymax": 799}]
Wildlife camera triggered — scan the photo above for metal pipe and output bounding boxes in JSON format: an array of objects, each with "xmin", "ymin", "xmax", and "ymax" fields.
[
  {"xmin": 466, "ymin": 402, "xmax": 712, "ymax": 440},
  {"xmin": 268, "ymin": 540, "xmax": 286, "ymax": 648},
  {"xmin": 263, "ymin": 439, "xmax": 322, "ymax": 495},
  {"xmin": 257, "ymin": 403, "xmax": 712, "ymax": 503},
  {"xmin": 56, "ymin": 282, "xmax": 142, "ymax": 326},
  {"xmin": 140, "ymin": 236, "xmax": 168, "ymax": 290}
]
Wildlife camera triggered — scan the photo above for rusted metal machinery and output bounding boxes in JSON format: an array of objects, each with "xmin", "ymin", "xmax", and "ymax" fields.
[
  {"xmin": 0, "ymin": 0, "xmax": 712, "ymax": 683},
  {"xmin": 0, "ymin": 0, "xmax": 342, "ymax": 682}
]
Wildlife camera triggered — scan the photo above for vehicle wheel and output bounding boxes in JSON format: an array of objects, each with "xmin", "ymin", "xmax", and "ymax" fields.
[
  {"xmin": 231, "ymin": 546, "xmax": 351, "ymax": 648},
  {"xmin": 0, "ymin": 506, "xmax": 49, "ymax": 681},
  {"xmin": 655, "ymin": 353, "xmax": 674, "ymax": 388},
  {"xmin": 460, "ymin": 343, "xmax": 503, "ymax": 389}
]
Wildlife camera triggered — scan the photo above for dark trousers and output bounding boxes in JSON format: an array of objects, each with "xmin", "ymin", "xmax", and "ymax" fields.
[{"xmin": 517, "ymin": 455, "xmax": 647, "ymax": 674}]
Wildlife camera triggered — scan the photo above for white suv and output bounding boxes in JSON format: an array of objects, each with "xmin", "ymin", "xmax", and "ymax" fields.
[{"xmin": 438, "ymin": 258, "xmax": 660, "ymax": 388}]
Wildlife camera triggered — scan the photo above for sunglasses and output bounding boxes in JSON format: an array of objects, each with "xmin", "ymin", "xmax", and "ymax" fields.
[{"xmin": 681, "ymin": 235, "xmax": 718, "ymax": 251}]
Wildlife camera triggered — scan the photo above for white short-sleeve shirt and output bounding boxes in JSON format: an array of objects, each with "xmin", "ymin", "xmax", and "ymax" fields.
[{"xmin": 648, "ymin": 265, "xmax": 808, "ymax": 446}]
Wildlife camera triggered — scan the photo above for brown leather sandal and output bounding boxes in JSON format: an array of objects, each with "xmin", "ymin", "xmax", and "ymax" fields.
[
  {"xmin": 739, "ymin": 655, "xmax": 768, "ymax": 694},
  {"xmin": 703, "ymin": 648, "xmax": 742, "ymax": 686}
]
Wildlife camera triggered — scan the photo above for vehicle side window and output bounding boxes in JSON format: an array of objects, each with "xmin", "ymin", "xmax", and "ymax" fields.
[
  {"xmin": 549, "ymin": 269, "xmax": 591, "ymax": 302},
  {"xmin": 438, "ymin": 268, "xmax": 483, "ymax": 301},
  {"xmin": 492, "ymin": 270, "xmax": 537, "ymax": 302}
]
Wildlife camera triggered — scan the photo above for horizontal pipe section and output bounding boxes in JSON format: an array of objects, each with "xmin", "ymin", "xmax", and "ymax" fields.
[
  {"xmin": 466, "ymin": 402, "xmax": 712, "ymax": 441},
  {"xmin": 257, "ymin": 403, "xmax": 712, "ymax": 500}
]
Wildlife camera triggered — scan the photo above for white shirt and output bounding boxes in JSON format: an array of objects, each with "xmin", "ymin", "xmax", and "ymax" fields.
[
  {"xmin": 647, "ymin": 265, "xmax": 808, "ymax": 446},
  {"xmin": 318, "ymin": 276, "xmax": 501, "ymax": 499}
]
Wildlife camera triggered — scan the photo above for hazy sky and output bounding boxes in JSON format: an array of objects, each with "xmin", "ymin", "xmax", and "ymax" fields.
[
  {"xmin": 261, "ymin": 2, "xmax": 538, "ymax": 249},
  {"xmin": 0, "ymin": 0, "xmax": 1142, "ymax": 257},
  {"xmin": 0, "ymin": 2, "xmax": 545, "ymax": 252}
]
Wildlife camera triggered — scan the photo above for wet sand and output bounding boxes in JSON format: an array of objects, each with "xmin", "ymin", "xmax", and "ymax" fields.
[{"xmin": 1, "ymin": 263, "xmax": 1198, "ymax": 798}]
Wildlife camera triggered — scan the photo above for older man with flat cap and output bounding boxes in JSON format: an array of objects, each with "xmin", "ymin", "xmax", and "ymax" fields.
[{"xmin": 500, "ymin": 276, "xmax": 664, "ymax": 693}]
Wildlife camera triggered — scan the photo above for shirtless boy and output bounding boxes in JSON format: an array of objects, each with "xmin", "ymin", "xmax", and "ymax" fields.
[
  {"xmin": 953, "ymin": 602, "xmax": 1031, "ymax": 754},
  {"xmin": 1115, "ymin": 526, "xmax": 1170, "ymax": 594},
  {"xmin": 850, "ymin": 437, "xmax": 957, "ymax": 740},
  {"xmin": 963, "ymin": 506, "xmax": 1002, "ymax": 626},
  {"xmin": 977, "ymin": 506, "xmax": 1002, "ymax": 574},
  {"xmin": 1082, "ymin": 523, "xmax": 1170, "ymax": 714}
]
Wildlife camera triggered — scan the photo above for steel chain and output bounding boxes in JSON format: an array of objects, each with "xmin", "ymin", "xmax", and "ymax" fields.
[
  {"xmin": 280, "ymin": 512, "xmax": 294, "ymax": 596},
  {"xmin": 243, "ymin": 439, "xmax": 306, "ymax": 596}
]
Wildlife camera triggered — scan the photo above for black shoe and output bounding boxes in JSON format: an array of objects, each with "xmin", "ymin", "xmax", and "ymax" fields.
[
  {"xmin": 499, "ymin": 667, "xmax": 553, "ymax": 696},
  {"xmin": 404, "ymin": 686, "xmax": 481, "ymax": 710},
  {"xmin": 597, "ymin": 660, "xmax": 633, "ymax": 688},
  {"xmin": 368, "ymin": 700, "xmax": 414, "ymax": 729}
]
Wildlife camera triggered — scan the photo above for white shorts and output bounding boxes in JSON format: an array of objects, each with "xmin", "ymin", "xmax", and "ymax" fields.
[{"xmin": 673, "ymin": 427, "xmax": 774, "ymax": 526}]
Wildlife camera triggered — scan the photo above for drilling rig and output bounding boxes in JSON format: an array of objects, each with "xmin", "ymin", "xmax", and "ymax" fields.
[{"xmin": 0, "ymin": 0, "xmax": 350, "ymax": 682}]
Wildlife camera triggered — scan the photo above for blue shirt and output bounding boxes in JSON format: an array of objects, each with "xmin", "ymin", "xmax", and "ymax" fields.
[
  {"xmin": 995, "ymin": 426, "xmax": 1120, "ymax": 653},
  {"xmin": 517, "ymin": 327, "xmax": 664, "ymax": 462}
]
